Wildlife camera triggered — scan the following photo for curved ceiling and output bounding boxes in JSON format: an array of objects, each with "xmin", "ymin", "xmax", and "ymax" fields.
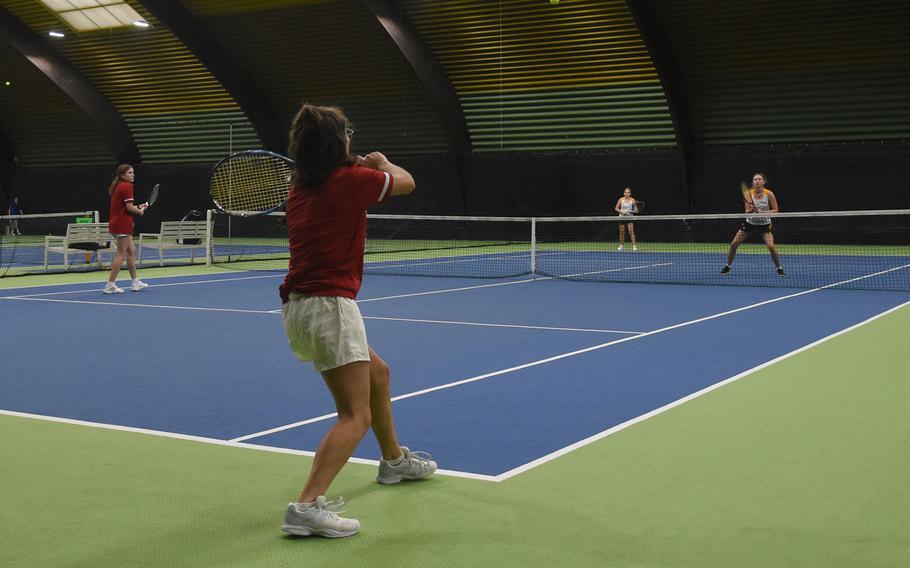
[{"xmin": 0, "ymin": 0, "xmax": 907, "ymax": 169}]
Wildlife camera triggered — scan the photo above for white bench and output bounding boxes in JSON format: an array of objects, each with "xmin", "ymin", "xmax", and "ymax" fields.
[
  {"xmin": 44, "ymin": 222, "xmax": 113, "ymax": 271},
  {"xmin": 138, "ymin": 220, "xmax": 210, "ymax": 266}
]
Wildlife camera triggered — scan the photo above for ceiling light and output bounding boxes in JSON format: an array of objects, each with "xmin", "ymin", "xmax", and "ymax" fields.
[
  {"xmin": 133, "ymin": 20, "xmax": 149, "ymax": 28},
  {"xmin": 40, "ymin": 1, "xmax": 145, "ymax": 32},
  {"xmin": 49, "ymin": 31, "xmax": 65, "ymax": 37}
]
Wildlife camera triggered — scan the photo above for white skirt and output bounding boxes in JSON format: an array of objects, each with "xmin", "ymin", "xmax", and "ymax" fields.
[{"xmin": 282, "ymin": 293, "xmax": 370, "ymax": 372}]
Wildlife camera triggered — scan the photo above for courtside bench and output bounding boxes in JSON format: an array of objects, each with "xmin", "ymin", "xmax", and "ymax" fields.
[
  {"xmin": 43, "ymin": 222, "xmax": 113, "ymax": 271},
  {"xmin": 138, "ymin": 220, "xmax": 210, "ymax": 266}
]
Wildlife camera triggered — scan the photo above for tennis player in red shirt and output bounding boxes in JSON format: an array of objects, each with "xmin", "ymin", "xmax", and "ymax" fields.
[
  {"xmin": 279, "ymin": 104, "xmax": 435, "ymax": 539},
  {"xmin": 103, "ymin": 164, "xmax": 148, "ymax": 293}
]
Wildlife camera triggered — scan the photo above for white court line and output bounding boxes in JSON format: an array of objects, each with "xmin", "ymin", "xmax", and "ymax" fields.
[
  {"xmin": 366, "ymin": 250, "xmax": 566, "ymax": 270},
  {"xmin": 362, "ymin": 315, "xmax": 643, "ymax": 335},
  {"xmin": 3, "ymin": 269, "xmax": 908, "ymax": 482},
  {"xmin": 359, "ymin": 262, "xmax": 672, "ymax": 303},
  {"xmin": 0, "ymin": 409, "xmax": 493, "ymax": 482},
  {"xmin": 1, "ymin": 298, "xmax": 904, "ymax": 484},
  {"xmin": 494, "ymin": 298, "xmax": 910, "ymax": 481},
  {"xmin": 229, "ymin": 264, "xmax": 910, "ymax": 444},
  {"xmin": 1, "ymin": 273, "xmax": 281, "ymax": 298},
  {"xmin": 3, "ymin": 296, "xmax": 641, "ymax": 334},
  {"xmin": 5, "ymin": 296, "xmax": 276, "ymax": 315}
]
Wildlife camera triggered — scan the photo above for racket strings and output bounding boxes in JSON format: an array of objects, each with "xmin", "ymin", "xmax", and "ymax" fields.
[{"xmin": 211, "ymin": 154, "xmax": 293, "ymax": 214}]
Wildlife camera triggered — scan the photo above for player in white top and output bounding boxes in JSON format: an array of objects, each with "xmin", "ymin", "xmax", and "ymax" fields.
[
  {"xmin": 614, "ymin": 187, "xmax": 638, "ymax": 251},
  {"xmin": 721, "ymin": 172, "xmax": 784, "ymax": 276}
]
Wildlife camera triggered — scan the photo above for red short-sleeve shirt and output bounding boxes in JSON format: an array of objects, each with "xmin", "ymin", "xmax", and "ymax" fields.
[
  {"xmin": 109, "ymin": 181, "xmax": 135, "ymax": 235},
  {"xmin": 279, "ymin": 164, "xmax": 392, "ymax": 303}
]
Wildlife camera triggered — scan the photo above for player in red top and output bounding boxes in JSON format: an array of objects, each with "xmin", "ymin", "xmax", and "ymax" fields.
[
  {"xmin": 103, "ymin": 164, "xmax": 148, "ymax": 293},
  {"xmin": 279, "ymin": 104, "xmax": 435, "ymax": 539}
]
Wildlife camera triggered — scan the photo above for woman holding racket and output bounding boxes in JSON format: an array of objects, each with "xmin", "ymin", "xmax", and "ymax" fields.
[
  {"xmin": 721, "ymin": 172, "xmax": 785, "ymax": 276},
  {"xmin": 279, "ymin": 103, "xmax": 435, "ymax": 539},
  {"xmin": 614, "ymin": 187, "xmax": 638, "ymax": 251},
  {"xmin": 103, "ymin": 164, "xmax": 148, "ymax": 293}
]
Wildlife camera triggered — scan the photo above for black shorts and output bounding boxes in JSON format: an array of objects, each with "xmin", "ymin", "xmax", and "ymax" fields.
[
  {"xmin": 618, "ymin": 217, "xmax": 634, "ymax": 226},
  {"xmin": 739, "ymin": 221, "xmax": 772, "ymax": 234}
]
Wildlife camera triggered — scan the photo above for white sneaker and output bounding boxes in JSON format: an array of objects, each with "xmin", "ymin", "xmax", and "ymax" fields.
[
  {"xmin": 103, "ymin": 282, "xmax": 124, "ymax": 294},
  {"xmin": 632, "ymin": 245, "xmax": 638, "ymax": 251},
  {"xmin": 376, "ymin": 447, "xmax": 437, "ymax": 484},
  {"xmin": 282, "ymin": 496, "xmax": 359, "ymax": 538},
  {"xmin": 617, "ymin": 245, "xmax": 624, "ymax": 251},
  {"xmin": 131, "ymin": 280, "xmax": 149, "ymax": 291}
]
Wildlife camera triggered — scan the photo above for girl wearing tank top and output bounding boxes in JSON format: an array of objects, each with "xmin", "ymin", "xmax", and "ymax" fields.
[
  {"xmin": 721, "ymin": 172, "xmax": 785, "ymax": 276},
  {"xmin": 614, "ymin": 187, "xmax": 638, "ymax": 251}
]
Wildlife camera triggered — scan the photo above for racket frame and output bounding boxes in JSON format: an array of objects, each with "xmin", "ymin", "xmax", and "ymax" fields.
[
  {"xmin": 209, "ymin": 149, "xmax": 295, "ymax": 217},
  {"xmin": 740, "ymin": 182, "xmax": 754, "ymax": 209},
  {"xmin": 147, "ymin": 183, "xmax": 160, "ymax": 207}
]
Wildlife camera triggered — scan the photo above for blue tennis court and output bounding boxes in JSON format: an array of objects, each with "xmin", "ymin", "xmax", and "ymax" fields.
[{"xmin": 3, "ymin": 270, "xmax": 908, "ymax": 478}]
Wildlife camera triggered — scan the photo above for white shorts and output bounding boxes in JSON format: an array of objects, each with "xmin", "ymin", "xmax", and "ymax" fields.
[{"xmin": 282, "ymin": 293, "xmax": 371, "ymax": 373}]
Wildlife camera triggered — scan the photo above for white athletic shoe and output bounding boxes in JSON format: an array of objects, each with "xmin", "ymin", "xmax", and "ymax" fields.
[
  {"xmin": 131, "ymin": 280, "xmax": 149, "ymax": 291},
  {"xmin": 632, "ymin": 245, "xmax": 638, "ymax": 251},
  {"xmin": 103, "ymin": 282, "xmax": 124, "ymax": 294},
  {"xmin": 376, "ymin": 447, "xmax": 437, "ymax": 484},
  {"xmin": 282, "ymin": 496, "xmax": 359, "ymax": 538},
  {"xmin": 617, "ymin": 245, "xmax": 624, "ymax": 251}
]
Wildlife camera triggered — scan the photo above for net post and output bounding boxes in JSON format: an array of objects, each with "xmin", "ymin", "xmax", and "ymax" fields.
[
  {"xmin": 93, "ymin": 210, "xmax": 99, "ymax": 223},
  {"xmin": 530, "ymin": 217, "xmax": 537, "ymax": 275},
  {"xmin": 205, "ymin": 209, "xmax": 213, "ymax": 266}
]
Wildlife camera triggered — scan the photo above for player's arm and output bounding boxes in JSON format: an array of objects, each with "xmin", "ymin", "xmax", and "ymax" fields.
[
  {"xmin": 124, "ymin": 199, "xmax": 145, "ymax": 216},
  {"xmin": 767, "ymin": 190, "xmax": 780, "ymax": 213},
  {"xmin": 614, "ymin": 198, "xmax": 623, "ymax": 213},
  {"xmin": 357, "ymin": 152, "xmax": 415, "ymax": 196}
]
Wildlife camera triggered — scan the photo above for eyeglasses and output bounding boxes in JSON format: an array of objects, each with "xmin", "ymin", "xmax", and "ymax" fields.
[{"xmin": 345, "ymin": 128, "xmax": 354, "ymax": 139}]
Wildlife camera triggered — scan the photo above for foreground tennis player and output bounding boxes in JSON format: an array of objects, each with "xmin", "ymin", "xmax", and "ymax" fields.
[{"xmin": 279, "ymin": 104, "xmax": 436, "ymax": 538}]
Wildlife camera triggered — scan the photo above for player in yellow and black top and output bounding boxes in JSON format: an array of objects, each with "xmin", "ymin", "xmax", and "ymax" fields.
[{"xmin": 721, "ymin": 172, "xmax": 785, "ymax": 276}]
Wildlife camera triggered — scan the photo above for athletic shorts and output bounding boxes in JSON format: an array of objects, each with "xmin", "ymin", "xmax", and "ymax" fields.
[
  {"xmin": 111, "ymin": 233, "xmax": 129, "ymax": 239},
  {"xmin": 282, "ymin": 293, "xmax": 371, "ymax": 373},
  {"xmin": 739, "ymin": 221, "xmax": 772, "ymax": 234}
]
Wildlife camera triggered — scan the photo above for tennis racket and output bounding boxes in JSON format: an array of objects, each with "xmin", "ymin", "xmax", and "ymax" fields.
[
  {"xmin": 632, "ymin": 200, "xmax": 645, "ymax": 214},
  {"xmin": 143, "ymin": 184, "xmax": 159, "ymax": 208},
  {"xmin": 210, "ymin": 150, "xmax": 294, "ymax": 216},
  {"xmin": 740, "ymin": 182, "xmax": 755, "ymax": 210}
]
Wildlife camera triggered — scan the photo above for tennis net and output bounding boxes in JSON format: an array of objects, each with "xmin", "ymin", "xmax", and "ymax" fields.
[
  {"xmin": 207, "ymin": 209, "xmax": 910, "ymax": 291},
  {"xmin": 0, "ymin": 211, "xmax": 99, "ymax": 277}
]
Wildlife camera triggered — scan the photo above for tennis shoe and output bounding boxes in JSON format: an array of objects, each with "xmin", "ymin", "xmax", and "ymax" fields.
[
  {"xmin": 632, "ymin": 245, "xmax": 638, "ymax": 251},
  {"xmin": 130, "ymin": 280, "xmax": 149, "ymax": 291},
  {"xmin": 103, "ymin": 282, "xmax": 124, "ymax": 294},
  {"xmin": 777, "ymin": 267, "xmax": 786, "ymax": 277},
  {"xmin": 377, "ymin": 446, "xmax": 437, "ymax": 484},
  {"xmin": 282, "ymin": 496, "xmax": 359, "ymax": 538},
  {"xmin": 720, "ymin": 265, "xmax": 731, "ymax": 275},
  {"xmin": 617, "ymin": 245, "xmax": 624, "ymax": 251}
]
